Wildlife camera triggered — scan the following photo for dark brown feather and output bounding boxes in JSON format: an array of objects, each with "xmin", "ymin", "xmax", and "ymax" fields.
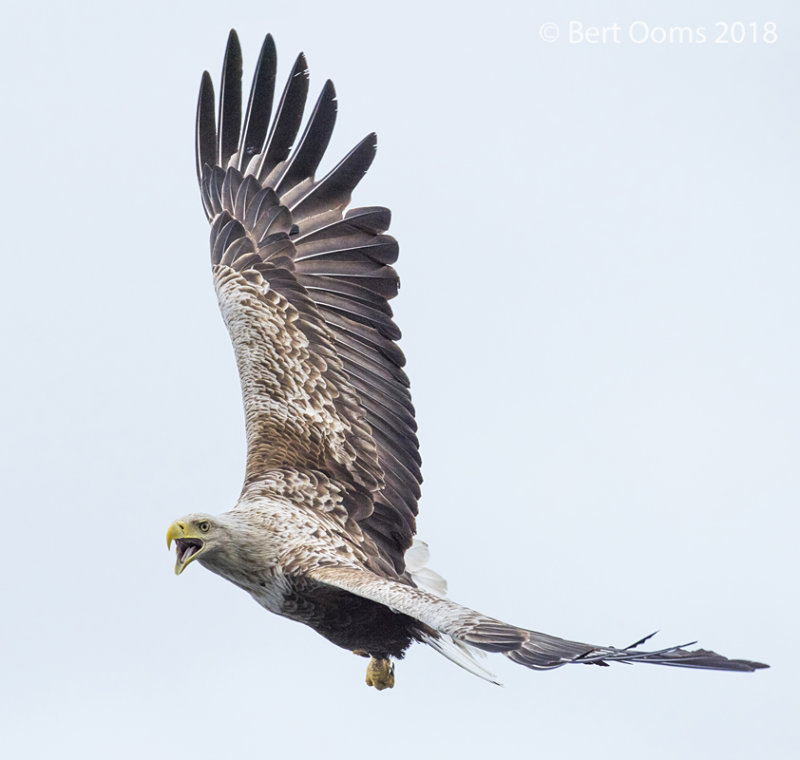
[
  {"xmin": 237, "ymin": 34, "xmax": 277, "ymax": 171},
  {"xmin": 217, "ymin": 30, "xmax": 243, "ymax": 170}
]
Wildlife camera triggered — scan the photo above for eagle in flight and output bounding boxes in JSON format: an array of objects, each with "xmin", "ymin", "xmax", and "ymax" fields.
[{"xmin": 167, "ymin": 30, "xmax": 767, "ymax": 690}]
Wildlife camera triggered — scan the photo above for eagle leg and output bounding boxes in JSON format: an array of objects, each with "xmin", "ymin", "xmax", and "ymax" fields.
[{"xmin": 365, "ymin": 656, "xmax": 395, "ymax": 691}]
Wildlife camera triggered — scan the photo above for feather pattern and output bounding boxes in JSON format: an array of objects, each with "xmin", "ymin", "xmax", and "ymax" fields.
[{"xmin": 196, "ymin": 30, "xmax": 421, "ymax": 574}]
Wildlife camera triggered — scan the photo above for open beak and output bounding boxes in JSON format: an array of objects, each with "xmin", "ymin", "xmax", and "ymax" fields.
[{"xmin": 166, "ymin": 521, "xmax": 205, "ymax": 575}]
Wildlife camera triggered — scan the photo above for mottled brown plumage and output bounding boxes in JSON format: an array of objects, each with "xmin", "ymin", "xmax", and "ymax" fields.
[{"xmin": 166, "ymin": 30, "xmax": 768, "ymax": 688}]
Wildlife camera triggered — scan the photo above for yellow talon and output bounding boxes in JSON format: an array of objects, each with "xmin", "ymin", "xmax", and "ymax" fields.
[{"xmin": 365, "ymin": 657, "xmax": 395, "ymax": 691}]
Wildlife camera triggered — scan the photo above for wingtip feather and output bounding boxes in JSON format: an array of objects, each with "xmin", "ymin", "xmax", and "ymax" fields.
[
  {"xmin": 196, "ymin": 71, "xmax": 217, "ymax": 183},
  {"xmin": 238, "ymin": 32, "xmax": 278, "ymax": 170},
  {"xmin": 218, "ymin": 30, "xmax": 243, "ymax": 169}
]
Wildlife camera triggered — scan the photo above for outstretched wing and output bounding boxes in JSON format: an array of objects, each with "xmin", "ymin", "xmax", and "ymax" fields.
[
  {"xmin": 196, "ymin": 31, "xmax": 421, "ymax": 572},
  {"xmin": 311, "ymin": 567, "xmax": 769, "ymax": 672}
]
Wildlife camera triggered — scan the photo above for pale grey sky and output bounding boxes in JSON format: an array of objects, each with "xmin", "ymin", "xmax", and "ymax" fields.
[{"xmin": 1, "ymin": 1, "xmax": 797, "ymax": 758}]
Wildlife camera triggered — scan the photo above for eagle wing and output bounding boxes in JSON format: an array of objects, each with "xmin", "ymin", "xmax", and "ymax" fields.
[
  {"xmin": 310, "ymin": 567, "xmax": 769, "ymax": 672},
  {"xmin": 197, "ymin": 31, "xmax": 421, "ymax": 572}
]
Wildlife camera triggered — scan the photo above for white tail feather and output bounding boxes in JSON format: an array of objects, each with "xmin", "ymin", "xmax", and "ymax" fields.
[
  {"xmin": 421, "ymin": 632, "xmax": 500, "ymax": 685},
  {"xmin": 411, "ymin": 567, "xmax": 448, "ymax": 596},
  {"xmin": 406, "ymin": 540, "xmax": 447, "ymax": 595},
  {"xmin": 403, "ymin": 539, "xmax": 431, "ymax": 573},
  {"xmin": 406, "ymin": 538, "xmax": 499, "ymax": 684}
]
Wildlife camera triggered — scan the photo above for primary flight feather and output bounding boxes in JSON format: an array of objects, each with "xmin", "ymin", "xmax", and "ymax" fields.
[{"xmin": 167, "ymin": 30, "xmax": 767, "ymax": 689}]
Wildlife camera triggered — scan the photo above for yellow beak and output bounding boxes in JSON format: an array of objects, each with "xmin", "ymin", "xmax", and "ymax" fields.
[
  {"xmin": 166, "ymin": 521, "xmax": 184, "ymax": 549},
  {"xmin": 166, "ymin": 521, "xmax": 204, "ymax": 575}
]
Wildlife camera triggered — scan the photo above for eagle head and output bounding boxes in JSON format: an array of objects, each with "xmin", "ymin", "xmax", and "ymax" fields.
[{"xmin": 166, "ymin": 513, "xmax": 220, "ymax": 575}]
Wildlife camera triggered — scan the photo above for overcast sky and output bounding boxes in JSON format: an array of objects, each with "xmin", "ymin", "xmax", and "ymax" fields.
[{"xmin": 1, "ymin": 1, "xmax": 797, "ymax": 758}]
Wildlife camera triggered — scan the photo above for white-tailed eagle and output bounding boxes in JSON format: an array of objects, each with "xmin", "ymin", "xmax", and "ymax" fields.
[{"xmin": 167, "ymin": 30, "xmax": 767, "ymax": 690}]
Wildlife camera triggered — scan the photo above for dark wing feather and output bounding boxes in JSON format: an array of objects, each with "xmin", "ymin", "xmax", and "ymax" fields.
[
  {"xmin": 195, "ymin": 72, "xmax": 216, "ymax": 182},
  {"xmin": 255, "ymin": 53, "xmax": 310, "ymax": 182},
  {"xmin": 237, "ymin": 34, "xmax": 277, "ymax": 170},
  {"xmin": 217, "ymin": 31, "xmax": 243, "ymax": 170},
  {"xmin": 289, "ymin": 134, "xmax": 377, "ymax": 222},
  {"xmin": 197, "ymin": 32, "xmax": 421, "ymax": 574},
  {"xmin": 274, "ymin": 79, "xmax": 337, "ymax": 196}
]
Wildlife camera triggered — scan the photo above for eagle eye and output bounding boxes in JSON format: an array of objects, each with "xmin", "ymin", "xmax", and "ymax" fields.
[{"xmin": 198, "ymin": 521, "xmax": 210, "ymax": 533}]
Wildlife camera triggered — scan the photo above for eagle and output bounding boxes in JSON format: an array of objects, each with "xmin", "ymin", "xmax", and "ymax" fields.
[{"xmin": 167, "ymin": 30, "xmax": 767, "ymax": 690}]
